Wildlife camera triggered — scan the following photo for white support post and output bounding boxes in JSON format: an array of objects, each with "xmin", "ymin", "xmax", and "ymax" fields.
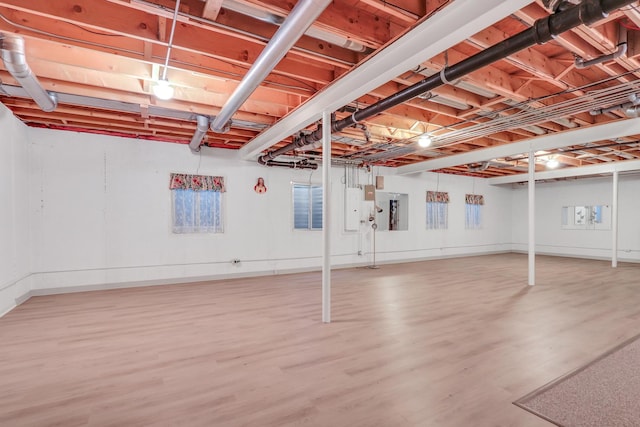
[
  {"xmin": 322, "ymin": 110, "xmax": 331, "ymax": 323},
  {"xmin": 528, "ymin": 150, "xmax": 535, "ymax": 286},
  {"xmin": 612, "ymin": 170, "xmax": 619, "ymax": 268}
]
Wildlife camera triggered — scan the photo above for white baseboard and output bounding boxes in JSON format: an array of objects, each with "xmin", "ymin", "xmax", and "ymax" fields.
[
  {"xmin": 14, "ymin": 246, "xmax": 620, "ymax": 315},
  {"xmin": 15, "ymin": 290, "xmax": 32, "ymax": 305},
  {"xmin": 28, "ymin": 247, "xmax": 512, "ymax": 297},
  {"xmin": 0, "ymin": 302, "xmax": 17, "ymax": 318},
  {"xmin": 0, "ymin": 275, "xmax": 32, "ymax": 318},
  {"xmin": 510, "ymin": 249, "xmax": 640, "ymax": 264},
  {"xmin": 4, "ymin": 244, "xmax": 635, "ymax": 318}
]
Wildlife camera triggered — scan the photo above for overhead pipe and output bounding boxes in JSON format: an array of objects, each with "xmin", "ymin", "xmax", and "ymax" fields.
[
  {"xmin": 223, "ymin": 0, "xmax": 368, "ymax": 53},
  {"xmin": 466, "ymin": 161, "xmax": 490, "ymax": 172},
  {"xmin": 0, "ymin": 33, "xmax": 57, "ymax": 112},
  {"xmin": 210, "ymin": 0, "xmax": 332, "ymax": 133},
  {"xmin": 590, "ymin": 92, "xmax": 640, "ymax": 116},
  {"xmin": 575, "ymin": 40, "xmax": 626, "ymax": 68},
  {"xmin": 575, "ymin": 25, "xmax": 627, "ymax": 68},
  {"xmin": 0, "ymin": 83, "xmax": 267, "ymax": 131},
  {"xmin": 296, "ymin": 140, "xmax": 322, "ymax": 151},
  {"xmin": 625, "ymin": 105, "xmax": 640, "ymax": 117},
  {"xmin": 189, "ymin": 115, "xmax": 210, "ymax": 153},
  {"xmin": 258, "ymin": 0, "xmax": 635, "ymax": 166},
  {"xmin": 257, "ymin": 156, "xmax": 318, "ymax": 169}
]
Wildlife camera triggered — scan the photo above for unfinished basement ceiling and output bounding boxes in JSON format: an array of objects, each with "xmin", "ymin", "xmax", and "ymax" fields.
[{"xmin": 2, "ymin": 0, "xmax": 640, "ymax": 177}]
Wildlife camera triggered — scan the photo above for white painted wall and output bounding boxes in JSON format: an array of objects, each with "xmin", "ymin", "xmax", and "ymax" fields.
[
  {"xmin": 511, "ymin": 175, "xmax": 640, "ymax": 262},
  {"xmin": 25, "ymin": 127, "xmax": 513, "ymax": 294},
  {"xmin": 365, "ymin": 170, "xmax": 512, "ymax": 263},
  {"xmin": 12, "ymin": 110, "xmax": 638, "ymax": 313},
  {"xmin": 0, "ymin": 103, "xmax": 32, "ymax": 316}
]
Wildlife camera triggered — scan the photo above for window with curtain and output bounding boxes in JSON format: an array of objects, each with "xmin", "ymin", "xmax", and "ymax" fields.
[
  {"xmin": 169, "ymin": 173, "xmax": 225, "ymax": 233},
  {"xmin": 293, "ymin": 183, "xmax": 323, "ymax": 230},
  {"xmin": 426, "ymin": 191, "xmax": 449, "ymax": 230},
  {"xmin": 465, "ymin": 194, "xmax": 484, "ymax": 229}
]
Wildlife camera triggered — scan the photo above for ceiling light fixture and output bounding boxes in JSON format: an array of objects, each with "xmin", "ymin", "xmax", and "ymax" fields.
[
  {"xmin": 418, "ymin": 134, "xmax": 432, "ymax": 148},
  {"xmin": 546, "ymin": 156, "xmax": 559, "ymax": 169},
  {"xmin": 153, "ymin": 0, "xmax": 181, "ymax": 100},
  {"xmin": 153, "ymin": 78, "xmax": 174, "ymax": 100}
]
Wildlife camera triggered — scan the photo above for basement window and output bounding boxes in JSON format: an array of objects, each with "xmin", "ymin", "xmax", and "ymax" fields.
[
  {"xmin": 465, "ymin": 194, "xmax": 484, "ymax": 230},
  {"xmin": 426, "ymin": 191, "xmax": 449, "ymax": 230},
  {"xmin": 170, "ymin": 173, "xmax": 225, "ymax": 233},
  {"xmin": 293, "ymin": 183, "xmax": 323, "ymax": 230}
]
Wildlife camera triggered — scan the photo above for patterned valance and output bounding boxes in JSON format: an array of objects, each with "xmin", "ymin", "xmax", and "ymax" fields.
[
  {"xmin": 169, "ymin": 173, "xmax": 226, "ymax": 192},
  {"xmin": 465, "ymin": 194, "xmax": 484, "ymax": 205},
  {"xmin": 426, "ymin": 191, "xmax": 449, "ymax": 203}
]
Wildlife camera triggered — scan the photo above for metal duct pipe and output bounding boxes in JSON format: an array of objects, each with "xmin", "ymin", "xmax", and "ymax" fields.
[
  {"xmin": 258, "ymin": 0, "xmax": 634, "ymax": 165},
  {"xmin": 189, "ymin": 115, "xmax": 210, "ymax": 153},
  {"xmin": 223, "ymin": 0, "xmax": 368, "ymax": 53},
  {"xmin": 210, "ymin": 0, "xmax": 332, "ymax": 133},
  {"xmin": 625, "ymin": 105, "xmax": 640, "ymax": 117},
  {"xmin": 575, "ymin": 25, "xmax": 627, "ymax": 68},
  {"xmin": 0, "ymin": 33, "xmax": 57, "ymax": 112}
]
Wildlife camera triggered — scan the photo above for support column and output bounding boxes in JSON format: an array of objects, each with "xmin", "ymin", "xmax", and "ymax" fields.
[
  {"xmin": 528, "ymin": 150, "xmax": 535, "ymax": 286},
  {"xmin": 612, "ymin": 170, "xmax": 619, "ymax": 268},
  {"xmin": 322, "ymin": 111, "xmax": 331, "ymax": 323}
]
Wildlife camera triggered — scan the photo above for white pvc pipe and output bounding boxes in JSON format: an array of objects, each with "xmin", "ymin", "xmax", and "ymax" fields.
[
  {"xmin": 211, "ymin": 0, "xmax": 331, "ymax": 132},
  {"xmin": 322, "ymin": 110, "xmax": 331, "ymax": 323},
  {"xmin": 612, "ymin": 170, "xmax": 619, "ymax": 268},
  {"xmin": 528, "ymin": 149, "xmax": 535, "ymax": 286}
]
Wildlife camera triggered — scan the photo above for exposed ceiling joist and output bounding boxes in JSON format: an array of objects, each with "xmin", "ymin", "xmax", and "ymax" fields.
[
  {"xmin": 396, "ymin": 118, "xmax": 640, "ymax": 174},
  {"xmin": 238, "ymin": 0, "xmax": 533, "ymax": 160},
  {"xmin": 488, "ymin": 157, "xmax": 640, "ymax": 184},
  {"xmin": 2, "ymin": 0, "xmax": 640, "ymax": 177}
]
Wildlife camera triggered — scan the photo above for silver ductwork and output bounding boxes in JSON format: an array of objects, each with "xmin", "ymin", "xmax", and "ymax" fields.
[
  {"xmin": 223, "ymin": 0, "xmax": 367, "ymax": 53},
  {"xmin": 210, "ymin": 0, "xmax": 332, "ymax": 133},
  {"xmin": 189, "ymin": 115, "xmax": 210, "ymax": 152},
  {"xmin": 0, "ymin": 33, "xmax": 57, "ymax": 112},
  {"xmin": 625, "ymin": 105, "xmax": 640, "ymax": 117}
]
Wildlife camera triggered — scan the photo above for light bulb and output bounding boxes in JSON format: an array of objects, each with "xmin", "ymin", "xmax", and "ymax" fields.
[
  {"xmin": 546, "ymin": 157, "xmax": 559, "ymax": 169},
  {"xmin": 418, "ymin": 134, "xmax": 432, "ymax": 148},
  {"xmin": 152, "ymin": 79, "xmax": 174, "ymax": 100}
]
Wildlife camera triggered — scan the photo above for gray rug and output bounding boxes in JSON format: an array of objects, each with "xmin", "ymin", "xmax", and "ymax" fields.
[{"xmin": 514, "ymin": 333, "xmax": 640, "ymax": 427}]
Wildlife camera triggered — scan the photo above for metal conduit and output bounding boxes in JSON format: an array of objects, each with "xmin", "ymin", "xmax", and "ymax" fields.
[
  {"xmin": 357, "ymin": 79, "xmax": 640, "ymax": 160},
  {"xmin": 575, "ymin": 25, "xmax": 627, "ymax": 68},
  {"xmin": 0, "ymin": 33, "xmax": 57, "ymax": 112},
  {"xmin": 259, "ymin": 0, "xmax": 635, "ymax": 167},
  {"xmin": 210, "ymin": 0, "xmax": 332, "ymax": 133},
  {"xmin": 576, "ymin": 41, "xmax": 626, "ymax": 68},
  {"xmin": 430, "ymin": 81, "xmax": 640, "ymax": 144}
]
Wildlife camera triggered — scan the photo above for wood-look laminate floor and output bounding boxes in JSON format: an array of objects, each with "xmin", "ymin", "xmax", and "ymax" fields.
[{"xmin": 1, "ymin": 254, "xmax": 639, "ymax": 427}]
